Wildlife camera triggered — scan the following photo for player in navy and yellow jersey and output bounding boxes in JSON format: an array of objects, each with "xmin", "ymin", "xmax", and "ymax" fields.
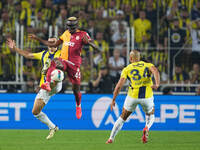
[
  {"xmin": 7, "ymin": 37, "xmax": 61, "ymax": 140},
  {"xmin": 106, "ymin": 50, "xmax": 160, "ymax": 144}
]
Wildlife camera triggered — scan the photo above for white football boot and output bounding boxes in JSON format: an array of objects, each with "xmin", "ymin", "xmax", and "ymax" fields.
[{"xmin": 46, "ymin": 126, "xmax": 59, "ymax": 140}]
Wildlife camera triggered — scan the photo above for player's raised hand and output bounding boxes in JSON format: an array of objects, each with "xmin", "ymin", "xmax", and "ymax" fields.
[
  {"xmin": 6, "ymin": 38, "xmax": 16, "ymax": 49},
  {"xmin": 110, "ymin": 100, "xmax": 115, "ymax": 111},
  {"xmin": 28, "ymin": 34, "xmax": 37, "ymax": 40}
]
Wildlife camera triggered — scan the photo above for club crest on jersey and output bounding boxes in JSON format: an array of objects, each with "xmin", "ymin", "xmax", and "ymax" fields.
[
  {"xmin": 64, "ymin": 41, "xmax": 75, "ymax": 47},
  {"xmin": 76, "ymin": 36, "xmax": 80, "ymax": 40}
]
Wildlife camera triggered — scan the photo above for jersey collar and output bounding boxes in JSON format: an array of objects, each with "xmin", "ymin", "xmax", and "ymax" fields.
[
  {"xmin": 49, "ymin": 50, "xmax": 57, "ymax": 54},
  {"xmin": 68, "ymin": 29, "xmax": 80, "ymax": 34}
]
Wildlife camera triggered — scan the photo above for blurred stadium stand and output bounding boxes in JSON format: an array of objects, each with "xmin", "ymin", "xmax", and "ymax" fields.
[{"xmin": 0, "ymin": 0, "xmax": 200, "ymax": 94}]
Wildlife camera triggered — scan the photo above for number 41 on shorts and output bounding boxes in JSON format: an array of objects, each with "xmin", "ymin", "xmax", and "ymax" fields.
[{"xmin": 75, "ymin": 68, "xmax": 81, "ymax": 79}]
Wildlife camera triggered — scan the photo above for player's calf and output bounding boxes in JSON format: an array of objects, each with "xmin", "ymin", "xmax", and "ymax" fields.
[
  {"xmin": 72, "ymin": 84, "xmax": 81, "ymax": 106},
  {"xmin": 106, "ymin": 108, "xmax": 132, "ymax": 143},
  {"xmin": 145, "ymin": 108, "xmax": 155, "ymax": 130},
  {"xmin": 142, "ymin": 108, "xmax": 155, "ymax": 143},
  {"xmin": 33, "ymin": 99, "xmax": 56, "ymax": 131},
  {"xmin": 72, "ymin": 84, "xmax": 82, "ymax": 119}
]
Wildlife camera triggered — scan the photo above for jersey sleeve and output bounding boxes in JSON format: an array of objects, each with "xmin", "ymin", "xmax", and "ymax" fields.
[
  {"xmin": 146, "ymin": 63, "xmax": 154, "ymax": 69},
  {"xmin": 59, "ymin": 31, "xmax": 66, "ymax": 41},
  {"xmin": 121, "ymin": 67, "xmax": 128, "ymax": 79},
  {"xmin": 82, "ymin": 32, "xmax": 92, "ymax": 44},
  {"xmin": 32, "ymin": 51, "xmax": 44, "ymax": 60}
]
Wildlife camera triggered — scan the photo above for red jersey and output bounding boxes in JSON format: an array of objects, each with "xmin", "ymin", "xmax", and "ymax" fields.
[{"xmin": 59, "ymin": 29, "xmax": 91, "ymax": 67}]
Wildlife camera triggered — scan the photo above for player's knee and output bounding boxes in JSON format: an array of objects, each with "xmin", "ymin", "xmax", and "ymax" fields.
[
  {"xmin": 54, "ymin": 59, "xmax": 64, "ymax": 70},
  {"xmin": 120, "ymin": 108, "xmax": 132, "ymax": 121},
  {"xmin": 120, "ymin": 112, "xmax": 129, "ymax": 121},
  {"xmin": 73, "ymin": 89, "xmax": 79, "ymax": 95},
  {"xmin": 120, "ymin": 114, "xmax": 128, "ymax": 121},
  {"xmin": 32, "ymin": 109, "xmax": 40, "ymax": 116}
]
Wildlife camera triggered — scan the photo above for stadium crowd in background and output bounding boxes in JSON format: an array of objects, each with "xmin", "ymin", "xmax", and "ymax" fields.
[{"xmin": 0, "ymin": 0, "xmax": 200, "ymax": 93}]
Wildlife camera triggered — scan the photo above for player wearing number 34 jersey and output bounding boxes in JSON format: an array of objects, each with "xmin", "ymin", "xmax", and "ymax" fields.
[
  {"xmin": 121, "ymin": 60, "xmax": 154, "ymax": 99},
  {"xmin": 106, "ymin": 50, "xmax": 160, "ymax": 144}
]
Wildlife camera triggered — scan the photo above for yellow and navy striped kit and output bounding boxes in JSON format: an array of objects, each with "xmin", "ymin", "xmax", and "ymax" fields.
[
  {"xmin": 32, "ymin": 49, "xmax": 61, "ymax": 86},
  {"xmin": 121, "ymin": 61, "xmax": 154, "ymax": 99}
]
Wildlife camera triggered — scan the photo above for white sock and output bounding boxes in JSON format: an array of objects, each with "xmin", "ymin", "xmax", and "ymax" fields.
[
  {"xmin": 145, "ymin": 114, "xmax": 155, "ymax": 130},
  {"xmin": 109, "ymin": 117, "xmax": 125, "ymax": 141},
  {"xmin": 34, "ymin": 112, "xmax": 56, "ymax": 129}
]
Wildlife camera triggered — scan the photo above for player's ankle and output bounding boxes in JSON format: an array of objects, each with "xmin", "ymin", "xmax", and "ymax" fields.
[
  {"xmin": 109, "ymin": 138, "xmax": 113, "ymax": 141},
  {"xmin": 76, "ymin": 104, "xmax": 81, "ymax": 107}
]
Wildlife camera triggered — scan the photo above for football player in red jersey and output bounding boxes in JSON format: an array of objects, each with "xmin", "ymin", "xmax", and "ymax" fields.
[{"xmin": 29, "ymin": 17, "xmax": 100, "ymax": 119}]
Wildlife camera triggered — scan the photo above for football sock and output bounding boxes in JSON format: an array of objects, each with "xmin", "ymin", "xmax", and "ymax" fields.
[
  {"xmin": 145, "ymin": 114, "xmax": 155, "ymax": 130},
  {"xmin": 34, "ymin": 111, "xmax": 56, "ymax": 129},
  {"xmin": 75, "ymin": 92, "xmax": 81, "ymax": 107},
  {"xmin": 109, "ymin": 117, "xmax": 125, "ymax": 140},
  {"xmin": 46, "ymin": 61, "xmax": 56, "ymax": 83}
]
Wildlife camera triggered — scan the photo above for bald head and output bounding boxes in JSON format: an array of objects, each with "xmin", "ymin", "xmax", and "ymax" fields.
[{"xmin": 129, "ymin": 50, "xmax": 140, "ymax": 63}]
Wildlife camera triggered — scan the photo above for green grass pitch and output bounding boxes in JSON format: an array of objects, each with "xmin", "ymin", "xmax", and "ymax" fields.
[{"xmin": 0, "ymin": 130, "xmax": 200, "ymax": 150}]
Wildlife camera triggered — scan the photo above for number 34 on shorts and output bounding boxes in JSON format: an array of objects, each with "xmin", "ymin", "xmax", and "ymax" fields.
[{"xmin": 75, "ymin": 68, "xmax": 81, "ymax": 79}]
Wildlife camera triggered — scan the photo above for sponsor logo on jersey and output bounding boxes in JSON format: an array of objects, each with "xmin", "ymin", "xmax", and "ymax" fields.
[
  {"xmin": 64, "ymin": 41, "xmax": 75, "ymax": 47},
  {"xmin": 91, "ymin": 97, "xmax": 119, "ymax": 128},
  {"xmin": 76, "ymin": 36, "xmax": 80, "ymax": 40}
]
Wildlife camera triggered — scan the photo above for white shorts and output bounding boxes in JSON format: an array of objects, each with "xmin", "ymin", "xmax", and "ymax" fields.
[
  {"xmin": 123, "ymin": 95, "xmax": 154, "ymax": 113},
  {"xmin": 35, "ymin": 82, "xmax": 62, "ymax": 104}
]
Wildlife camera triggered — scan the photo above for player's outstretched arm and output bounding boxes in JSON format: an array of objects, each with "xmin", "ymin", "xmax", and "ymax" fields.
[
  {"xmin": 6, "ymin": 38, "xmax": 34, "ymax": 59},
  {"xmin": 88, "ymin": 41, "xmax": 101, "ymax": 52},
  {"xmin": 150, "ymin": 66, "xmax": 160, "ymax": 90},
  {"xmin": 82, "ymin": 34, "xmax": 101, "ymax": 53},
  {"xmin": 111, "ymin": 77, "xmax": 126, "ymax": 111},
  {"xmin": 28, "ymin": 34, "xmax": 62, "ymax": 47}
]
